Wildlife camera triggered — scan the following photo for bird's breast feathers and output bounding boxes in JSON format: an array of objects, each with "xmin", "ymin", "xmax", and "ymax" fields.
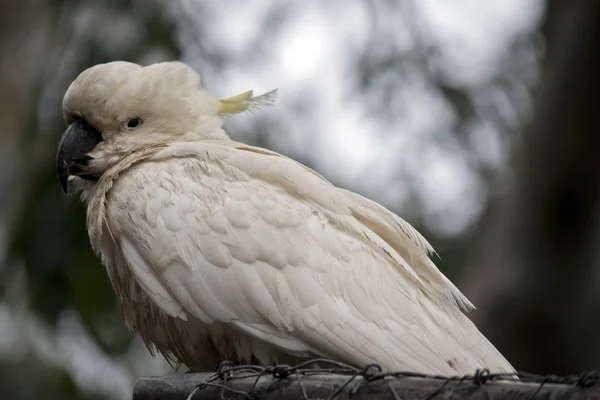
[{"xmin": 85, "ymin": 140, "xmax": 513, "ymax": 374}]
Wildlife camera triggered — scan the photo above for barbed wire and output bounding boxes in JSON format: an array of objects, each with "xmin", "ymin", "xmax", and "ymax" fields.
[{"xmin": 182, "ymin": 358, "xmax": 600, "ymax": 400}]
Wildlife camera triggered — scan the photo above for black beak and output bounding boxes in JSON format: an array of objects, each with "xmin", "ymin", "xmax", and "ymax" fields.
[{"xmin": 56, "ymin": 118, "xmax": 102, "ymax": 194}]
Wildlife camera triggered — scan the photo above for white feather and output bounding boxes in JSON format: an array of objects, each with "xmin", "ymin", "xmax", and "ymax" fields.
[{"xmin": 100, "ymin": 140, "xmax": 514, "ymax": 374}]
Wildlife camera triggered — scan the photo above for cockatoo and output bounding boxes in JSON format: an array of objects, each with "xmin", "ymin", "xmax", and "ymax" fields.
[{"xmin": 56, "ymin": 61, "xmax": 514, "ymax": 375}]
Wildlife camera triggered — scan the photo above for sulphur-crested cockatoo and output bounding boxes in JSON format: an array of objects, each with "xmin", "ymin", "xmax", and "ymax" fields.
[{"xmin": 56, "ymin": 61, "xmax": 514, "ymax": 375}]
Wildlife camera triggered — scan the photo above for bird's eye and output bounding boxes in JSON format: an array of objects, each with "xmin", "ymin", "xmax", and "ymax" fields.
[{"xmin": 124, "ymin": 118, "xmax": 141, "ymax": 130}]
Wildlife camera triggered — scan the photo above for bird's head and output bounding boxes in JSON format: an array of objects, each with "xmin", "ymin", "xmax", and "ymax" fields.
[{"xmin": 56, "ymin": 60, "xmax": 276, "ymax": 194}]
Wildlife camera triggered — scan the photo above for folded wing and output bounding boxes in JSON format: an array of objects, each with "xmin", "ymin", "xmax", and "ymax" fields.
[{"xmin": 105, "ymin": 141, "xmax": 514, "ymax": 375}]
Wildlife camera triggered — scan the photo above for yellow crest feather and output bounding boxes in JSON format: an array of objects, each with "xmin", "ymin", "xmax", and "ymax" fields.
[{"xmin": 218, "ymin": 89, "xmax": 278, "ymax": 115}]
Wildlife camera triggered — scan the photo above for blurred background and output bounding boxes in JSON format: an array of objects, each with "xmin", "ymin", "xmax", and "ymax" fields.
[{"xmin": 0, "ymin": 0, "xmax": 598, "ymax": 398}]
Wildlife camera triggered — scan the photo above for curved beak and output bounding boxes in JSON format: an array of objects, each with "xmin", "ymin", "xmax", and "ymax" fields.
[{"xmin": 56, "ymin": 118, "xmax": 102, "ymax": 194}]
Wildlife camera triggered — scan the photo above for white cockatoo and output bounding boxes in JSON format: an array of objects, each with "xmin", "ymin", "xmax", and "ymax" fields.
[{"xmin": 56, "ymin": 61, "xmax": 514, "ymax": 375}]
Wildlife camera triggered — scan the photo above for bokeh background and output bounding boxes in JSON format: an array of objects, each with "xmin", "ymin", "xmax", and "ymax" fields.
[{"xmin": 0, "ymin": 0, "xmax": 598, "ymax": 398}]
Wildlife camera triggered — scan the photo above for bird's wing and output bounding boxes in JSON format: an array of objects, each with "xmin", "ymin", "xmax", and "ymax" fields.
[
  {"xmin": 226, "ymin": 142, "xmax": 475, "ymax": 311},
  {"xmin": 104, "ymin": 141, "xmax": 513, "ymax": 375}
]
